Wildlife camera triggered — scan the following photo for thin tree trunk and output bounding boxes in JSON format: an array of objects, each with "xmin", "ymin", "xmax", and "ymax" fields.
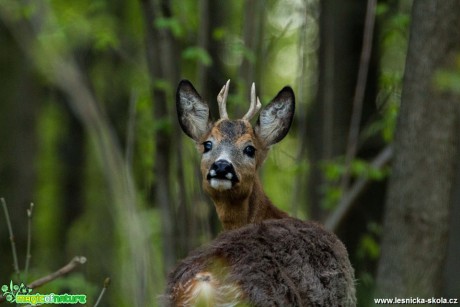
[
  {"xmin": 443, "ymin": 160, "xmax": 460, "ymax": 296},
  {"xmin": 307, "ymin": 0, "xmax": 371, "ymax": 220},
  {"xmin": 197, "ymin": 0, "xmax": 227, "ymax": 119},
  {"xmin": 376, "ymin": 0, "xmax": 460, "ymax": 296},
  {"xmin": 239, "ymin": 0, "xmax": 264, "ymax": 115},
  {"xmin": 0, "ymin": 30, "xmax": 40, "ymax": 276},
  {"xmin": 196, "ymin": 0, "xmax": 230, "ymax": 237},
  {"xmin": 139, "ymin": 0, "xmax": 177, "ymax": 272}
]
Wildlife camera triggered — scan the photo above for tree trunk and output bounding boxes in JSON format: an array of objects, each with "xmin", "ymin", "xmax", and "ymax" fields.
[
  {"xmin": 443, "ymin": 160, "xmax": 460, "ymax": 297},
  {"xmin": 376, "ymin": 0, "xmax": 460, "ymax": 296},
  {"xmin": 0, "ymin": 23, "xmax": 40, "ymax": 277},
  {"xmin": 139, "ymin": 0, "xmax": 178, "ymax": 272},
  {"xmin": 195, "ymin": 0, "xmax": 229, "ymax": 237},
  {"xmin": 239, "ymin": 0, "xmax": 264, "ymax": 108},
  {"xmin": 307, "ymin": 0, "xmax": 374, "ymax": 221}
]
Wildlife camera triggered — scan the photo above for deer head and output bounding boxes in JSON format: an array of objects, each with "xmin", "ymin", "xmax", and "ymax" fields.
[{"xmin": 176, "ymin": 80, "xmax": 295, "ymax": 230}]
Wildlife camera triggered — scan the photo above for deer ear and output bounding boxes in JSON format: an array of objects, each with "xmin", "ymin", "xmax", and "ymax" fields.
[
  {"xmin": 255, "ymin": 86, "xmax": 295, "ymax": 146},
  {"xmin": 176, "ymin": 80, "xmax": 211, "ymax": 141}
]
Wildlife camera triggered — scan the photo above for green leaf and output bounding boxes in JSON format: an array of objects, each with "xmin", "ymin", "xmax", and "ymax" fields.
[
  {"xmin": 154, "ymin": 17, "xmax": 184, "ymax": 38},
  {"xmin": 153, "ymin": 118, "xmax": 172, "ymax": 134},
  {"xmin": 434, "ymin": 68, "xmax": 460, "ymax": 94},
  {"xmin": 322, "ymin": 162, "xmax": 344, "ymax": 181},
  {"xmin": 321, "ymin": 185, "xmax": 343, "ymax": 210},
  {"xmin": 212, "ymin": 27, "xmax": 226, "ymax": 40},
  {"xmin": 153, "ymin": 79, "xmax": 172, "ymax": 92},
  {"xmin": 351, "ymin": 160, "xmax": 367, "ymax": 177},
  {"xmin": 376, "ymin": 3, "xmax": 389, "ymax": 16},
  {"xmin": 182, "ymin": 47, "xmax": 213, "ymax": 66},
  {"xmin": 358, "ymin": 234, "xmax": 380, "ymax": 260}
]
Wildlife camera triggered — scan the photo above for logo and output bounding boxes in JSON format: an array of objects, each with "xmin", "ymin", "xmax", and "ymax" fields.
[{"xmin": 1, "ymin": 281, "xmax": 86, "ymax": 305}]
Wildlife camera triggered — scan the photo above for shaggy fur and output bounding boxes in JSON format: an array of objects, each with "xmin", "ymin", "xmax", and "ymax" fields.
[
  {"xmin": 173, "ymin": 80, "xmax": 356, "ymax": 306},
  {"xmin": 164, "ymin": 218, "xmax": 356, "ymax": 306}
]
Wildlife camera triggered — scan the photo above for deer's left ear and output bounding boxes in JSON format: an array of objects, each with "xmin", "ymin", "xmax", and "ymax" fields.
[{"xmin": 255, "ymin": 87, "xmax": 295, "ymax": 146}]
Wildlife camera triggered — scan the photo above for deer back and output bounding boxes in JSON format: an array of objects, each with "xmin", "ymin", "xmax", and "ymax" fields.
[{"xmin": 164, "ymin": 218, "xmax": 356, "ymax": 306}]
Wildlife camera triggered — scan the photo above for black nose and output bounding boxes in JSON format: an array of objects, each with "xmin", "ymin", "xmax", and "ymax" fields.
[{"xmin": 207, "ymin": 160, "xmax": 238, "ymax": 182}]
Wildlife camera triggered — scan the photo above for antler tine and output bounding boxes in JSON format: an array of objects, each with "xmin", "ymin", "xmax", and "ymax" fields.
[
  {"xmin": 242, "ymin": 82, "xmax": 262, "ymax": 121},
  {"xmin": 217, "ymin": 79, "xmax": 230, "ymax": 119}
]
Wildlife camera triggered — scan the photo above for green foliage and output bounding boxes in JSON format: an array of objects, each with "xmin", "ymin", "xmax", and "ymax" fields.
[
  {"xmin": 321, "ymin": 158, "xmax": 389, "ymax": 210},
  {"xmin": 355, "ymin": 222, "xmax": 382, "ymax": 306},
  {"xmin": 155, "ymin": 17, "xmax": 184, "ymax": 38},
  {"xmin": 370, "ymin": 2, "xmax": 411, "ymax": 143},
  {"xmin": 321, "ymin": 185, "xmax": 343, "ymax": 211},
  {"xmin": 322, "ymin": 158, "xmax": 389, "ymax": 183},
  {"xmin": 364, "ymin": 91, "xmax": 400, "ymax": 142},
  {"xmin": 50, "ymin": 0, "xmax": 118, "ymax": 49},
  {"xmin": 212, "ymin": 27, "xmax": 226, "ymax": 41},
  {"xmin": 34, "ymin": 101, "xmax": 66, "ymax": 265},
  {"xmin": 238, "ymin": 44, "xmax": 257, "ymax": 64},
  {"xmin": 182, "ymin": 47, "xmax": 213, "ymax": 66},
  {"xmin": 435, "ymin": 70, "xmax": 460, "ymax": 94},
  {"xmin": 262, "ymin": 136, "xmax": 306, "ymax": 218},
  {"xmin": 133, "ymin": 95, "xmax": 155, "ymax": 195},
  {"xmin": 434, "ymin": 54, "xmax": 460, "ymax": 94},
  {"xmin": 357, "ymin": 234, "xmax": 380, "ymax": 260}
]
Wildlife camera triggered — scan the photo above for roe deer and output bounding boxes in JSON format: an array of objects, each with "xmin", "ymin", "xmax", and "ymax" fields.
[
  {"xmin": 176, "ymin": 80, "xmax": 294, "ymax": 230},
  {"xmin": 168, "ymin": 80, "xmax": 357, "ymax": 306}
]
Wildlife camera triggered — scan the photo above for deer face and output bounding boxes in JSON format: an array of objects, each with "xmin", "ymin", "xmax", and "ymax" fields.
[
  {"xmin": 199, "ymin": 119, "xmax": 261, "ymax": 199},
  {"xmin": 176, "ymin": 80, "xmax": 295, "ymax": 200}
]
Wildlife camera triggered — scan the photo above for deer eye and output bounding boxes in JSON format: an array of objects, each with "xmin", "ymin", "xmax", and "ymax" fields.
[
  {"xmin": 203, "ymin": 141, "xmax": 213, "ymax": 153},
  {"xmin": 243, "ymin": 145, "xmax": 256, "ymax": 158}
]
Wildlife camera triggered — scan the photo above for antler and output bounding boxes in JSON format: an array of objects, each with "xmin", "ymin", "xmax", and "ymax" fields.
[
  {"xmin": 242, "ymin": 82, "xmax": 262, "ymax": 121},
  {"xmin": 217, "ymin": 79, "xmax": 230, "ymax": 119}
]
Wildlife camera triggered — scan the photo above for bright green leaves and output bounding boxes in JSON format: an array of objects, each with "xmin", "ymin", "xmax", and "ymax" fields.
[
  {"xmin": 321, "ymin": 158, "xmax": 389, "ymax": 210},
  {"xmin": 374, "ymin": 2, "xmax": 411, "ymax": 143},
  {"xmin": 154, "ymin": 17, "xmax": 184, "ymax": 38},
  {"xmin": 322, "ymin": 159, "xmax": 388, "ymax": 183},
  {"xmin": 182, "ymin": 47, "xmax": 212, "ymax": 66}
]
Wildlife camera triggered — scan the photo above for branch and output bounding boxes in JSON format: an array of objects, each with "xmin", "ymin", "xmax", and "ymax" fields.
[
  {"xmin": 24, "ymin": 202, "xmax": 34, "ymax": 282},
  {"xmin": 340, "ymin": 0, "xmax": 378, "ymax": 190},
  {"xmin": 94, "ymin": 277, "xmax": 111, "ymax": 307},
  {"xmin": 28, "ymin": 256, "xmax": 87, "ymax": 289},
  {"xmin": 325, "ymin": 146, "xmax": 393, "ymax": 231},
  {"xmin": 1, "ymin": 198, "xmax": 20, "ymax": 280},
  {"xmin": 0, "ymin": 256, "xmax": 87, "ymax": 304}
]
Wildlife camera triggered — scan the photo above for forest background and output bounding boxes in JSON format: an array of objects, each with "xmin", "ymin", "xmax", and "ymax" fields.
[{"xmin": 0, "ymin": 0, "xmax": 459, "ymax": 306}]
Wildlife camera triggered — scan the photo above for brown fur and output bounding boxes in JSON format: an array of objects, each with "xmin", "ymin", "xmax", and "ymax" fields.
[
  {"xmin": 198, "ymin": 119, "xmax": 289, "ymax": 230},
  {"xmin": 174, "ymin": 81, "xmax": 356, "ymax": 306},
  {"xmin": 164, "ymin": 218, "xmax": 357, "ymax": 306},
  {"xmin": 208, "ymin": 176, "xmax": 288, "ymax": 230},
  {"xmin": 177, "ymin": 81, "xmax": 295, "ymax": 230}
]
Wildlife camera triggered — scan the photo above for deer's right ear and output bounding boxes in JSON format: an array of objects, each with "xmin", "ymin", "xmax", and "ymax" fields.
[{"xmin": 176, "ymin": 80, "xmax": 211, "ymax": 141}]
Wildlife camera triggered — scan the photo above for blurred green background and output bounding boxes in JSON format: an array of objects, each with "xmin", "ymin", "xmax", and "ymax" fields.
[{"xmin": 1, "ymin": 0, "xmax": 459, "ymax": 306}]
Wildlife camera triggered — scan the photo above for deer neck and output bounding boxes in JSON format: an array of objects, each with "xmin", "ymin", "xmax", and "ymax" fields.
[{"xmin": 212, "ymin": 177, "xmax": 288, "ymax": 230}]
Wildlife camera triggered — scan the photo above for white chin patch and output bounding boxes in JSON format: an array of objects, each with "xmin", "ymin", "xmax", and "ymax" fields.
[{"xmin": 210, "ymin": 179, "xmax": 233, "ymax": 191}]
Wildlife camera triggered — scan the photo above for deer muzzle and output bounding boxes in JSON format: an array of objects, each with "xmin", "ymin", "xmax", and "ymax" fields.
[{"xmin": 207, "ymin": 159, "xmax": 239, "ymax": 191}]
